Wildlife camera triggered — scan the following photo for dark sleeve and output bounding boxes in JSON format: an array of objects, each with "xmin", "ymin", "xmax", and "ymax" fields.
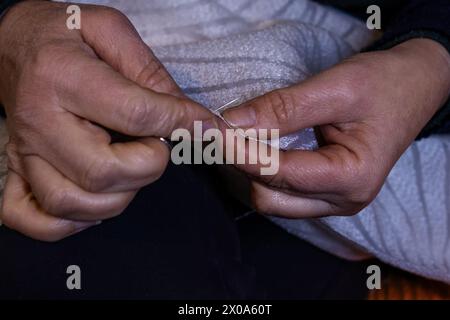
[
  {"xmin": 368, "ymin": 0, "xmax": 450, "ymax": 139},
  {"xmin": 0, "ymin": 0, "xmax": 21, "ymax": 17}
]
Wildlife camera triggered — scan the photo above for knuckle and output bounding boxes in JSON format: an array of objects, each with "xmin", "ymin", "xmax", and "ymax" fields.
[
  {"xmin": 124, "ymin": 94, "xmax": 151, "ymax": 135},
  {"xmin": 81, "ymin": 156, "xmax": 116, "ymax": 192},
  {"xmin": 97, "ymin": 6, "xmax": 129, "ymax": 25},
  {"xmin": 137, "ymin": 59, "xmax": 167, "ymax": 89},
  {"xmin": 95, "ymin": 6, "xmax": 133, "ymax": 35},
  {"xmin": 341, "ymin": 160, "xmax": 380, "ymax": 209},
  {"xmin": 334, "ymin": 64, "xmax": 371, "ymax": 108},
  {"xmin": 264, "ymin": 90, "xmax": 296, "ymax": 126},
  {"xmin": 29, "ymin": 43, "xmax": 63, "ymax": 83},
  {"xmin": 334, "ymin": 78, "xmax": 361, "ymax": 108},
  {"xmin": 40, "ymin": 187, "xmax": 70, "ymax": 216},
  {"xmin": 153, "ymin": 98, "xmax": 189, "ymax": 135},
  {"xmin": 170, "ymin": 99, "xmax": 189, "ymax": 123}
]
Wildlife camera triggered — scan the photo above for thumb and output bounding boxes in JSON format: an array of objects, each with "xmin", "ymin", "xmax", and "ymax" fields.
[
  {"xmin": 81, "ymin": 6, "xmax": 181, "ymax": 96},
  {"xmin": 222, "ymin": 69, "xmax": 355, "ymax": 136}
]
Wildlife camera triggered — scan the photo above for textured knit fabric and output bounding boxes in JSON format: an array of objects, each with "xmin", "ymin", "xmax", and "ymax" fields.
[{"xmin": 1, "ymin": 0, "xmax": 449, "ymax": 283}]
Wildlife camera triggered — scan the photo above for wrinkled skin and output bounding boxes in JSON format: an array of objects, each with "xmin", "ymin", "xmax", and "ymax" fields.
[
  {"xmin": 0, "ymin": 1, "xmax": 211, "ymax": 241},
  {"xmin": 210, "ymin": 38, "xmax": 450, "ymax": 218}
]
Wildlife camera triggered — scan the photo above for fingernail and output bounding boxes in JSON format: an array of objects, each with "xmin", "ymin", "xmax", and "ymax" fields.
[
  {"xmin": 222, "ymin": 105, "xmax": 256, "ymax": 129},
  {"xmin": 73, "ymin": 220, "xmax": 102, "ymax": 233}
]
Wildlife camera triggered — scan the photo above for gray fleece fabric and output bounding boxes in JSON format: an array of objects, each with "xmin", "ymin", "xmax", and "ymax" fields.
[{"xmin": 0, "ymin": 0, "xmax": 448, "ymax": 283}]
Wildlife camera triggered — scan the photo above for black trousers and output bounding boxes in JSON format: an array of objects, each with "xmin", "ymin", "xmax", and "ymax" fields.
[{"xmin": 0, "ymin": 164, "xmax": 369, "ymax": 299}]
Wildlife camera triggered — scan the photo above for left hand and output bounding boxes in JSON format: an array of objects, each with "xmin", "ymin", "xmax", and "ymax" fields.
[
  {"xmin": 209, "ymin": 38, "xmax": 450, "ymax": 218},
  {"xmin": 0, "ymin": 1, "xmax": 210, "ymax": 241}
]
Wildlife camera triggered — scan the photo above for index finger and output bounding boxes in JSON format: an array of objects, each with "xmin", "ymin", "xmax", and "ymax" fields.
[{"xmin": 61, "ymin": 53, "xmax": 211, "ymax": 137}]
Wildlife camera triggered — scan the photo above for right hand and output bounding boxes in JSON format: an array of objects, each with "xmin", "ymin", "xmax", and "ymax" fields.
[{"xmin": 0, "ymin": 1, "xmax": 210, "ymax": 241}]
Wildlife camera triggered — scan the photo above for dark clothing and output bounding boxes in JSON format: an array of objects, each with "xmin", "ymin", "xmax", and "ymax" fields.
[
  {"xmin": 0, "ymin": 164, "xmax": 370, "ymax": 299},
  {"xmin": 0, "ymin": 0, "xmax": 19, "ymax": 15},
  {"xmin": 319, "ymin": 0, "xmax": 449, "ymax": 50}
]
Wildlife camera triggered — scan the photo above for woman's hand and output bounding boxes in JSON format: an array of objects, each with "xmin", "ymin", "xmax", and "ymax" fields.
[
  {"xmin": 0, "ymin": 1, "xmax": 210, "ymax": 241},
  {"xmin": 215, "ymin": 39, "xmax": 450, "ymax": 218}
]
